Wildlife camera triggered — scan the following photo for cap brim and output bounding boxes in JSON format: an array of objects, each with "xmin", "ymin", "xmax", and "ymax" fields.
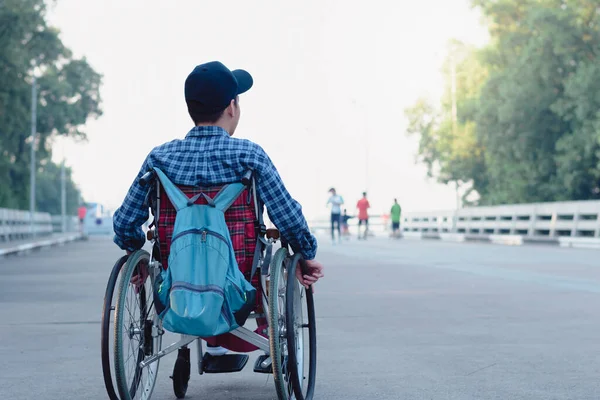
[{"xmin": 232, "ymin": 69, "xmax": 253, "ymax": 95}]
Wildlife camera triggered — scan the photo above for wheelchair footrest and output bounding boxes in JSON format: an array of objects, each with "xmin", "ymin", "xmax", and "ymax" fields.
[
  {"xmin": 202, "ymin": 353, "xmax": 249, "ymax": 373},
  {"xmin": 253, "ymin": 354, "xmax": 272, "ymax": 374}
]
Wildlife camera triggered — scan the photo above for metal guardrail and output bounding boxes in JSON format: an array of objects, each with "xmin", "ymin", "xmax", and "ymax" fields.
[
  {"xmin": 0, "ymin": 208, "xmax": 79, "ymax": 242},
  {"xmin": 308, "ymin": 200, "xmax": 600, "ymax": 240},
  {"xmin": 401, "ymin": 200, "xmax": 600, "ymax": 239},
  {"xmin": 50, "ymin": 215, "xmax": 80, "ymax": 234},
  {"xmin": 308, "ymin": 215, "xmax": 388, "ymax": 235},
  {"xmin": 0, "ymin": 208, "xmax": 53, "ymax": 242}
]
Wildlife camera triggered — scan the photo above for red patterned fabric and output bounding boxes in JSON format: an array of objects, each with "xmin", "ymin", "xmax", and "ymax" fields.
[
  {"xmin": 157, "ymin": 184, "xmax": 257, "ymax": 278},
  {"xmin": 156, "ymin": 183, "xmax": 265, "ymax": 352}
]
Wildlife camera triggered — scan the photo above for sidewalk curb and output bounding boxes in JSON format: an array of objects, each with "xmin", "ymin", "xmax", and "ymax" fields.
[
  {"xmin": 0, "ymin": 234, "xmax": 83, "ymax": 257},
  {"xmin": 402, "ymin": 232, "xmax": 600, "ymax": 249}
]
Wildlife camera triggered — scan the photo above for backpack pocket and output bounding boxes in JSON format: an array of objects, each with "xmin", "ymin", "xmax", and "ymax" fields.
[{"xmin": 224, "ymin": 270, "xmax": 257, "ymax": 326}]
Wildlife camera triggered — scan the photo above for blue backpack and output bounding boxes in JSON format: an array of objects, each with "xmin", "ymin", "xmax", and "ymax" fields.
[{"xmin": 152, "ymin": 168, "xmax": 256, "ymax": 337}]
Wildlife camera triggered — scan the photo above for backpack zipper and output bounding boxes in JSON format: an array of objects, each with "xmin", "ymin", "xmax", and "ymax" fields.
[
  {"xmin": 171, "ymin": 228, "xmax": 228, "ymax": 245},
  {"xmin": 172, "ymin": 278, "xmax": 245, "ymax": 303},
  {"xmin": 171, "ymin": 282, "xmax": 224, "ymax": 296}
]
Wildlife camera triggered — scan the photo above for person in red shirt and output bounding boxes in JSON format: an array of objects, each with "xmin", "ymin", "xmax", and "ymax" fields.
[
  {"xmin": 77, "ymin": 204, "xmax": 87, "ymax": 234},
  {"xmin": 356, "ymin": 192, "xmax": 370, "ymax": 240}
]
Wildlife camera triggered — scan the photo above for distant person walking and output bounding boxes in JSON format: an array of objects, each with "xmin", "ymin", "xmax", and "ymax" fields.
[
  {"xmin": 327, "ymin": 188, "xmax": 344, "ymax": 243},
  {"xmin": 77, "ymin": 203, "xmax": 87, "ymax": 234},
  {"xmin": 390, "ymin": 199, "xmax": 402, "ymax": 238},
  {"xmin": 356, "ymin": 192, "xmax": 370, "ymax": 240},
  {"xmin": 341, "ymin": 209, "xmax": 353, "ymax": 238}
]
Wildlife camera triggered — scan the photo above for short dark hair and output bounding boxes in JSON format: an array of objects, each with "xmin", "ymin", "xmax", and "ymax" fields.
[
  {"xmin": 187, "ymin": 97, "xmax": 239, "ymax": 124},
  {"xmin": 362, "ymin": 192, "xmax": 367, "ymax": 197},
  {"xmin": 186, "ymin": 100, "xmax": 226, "ymax": 124}
]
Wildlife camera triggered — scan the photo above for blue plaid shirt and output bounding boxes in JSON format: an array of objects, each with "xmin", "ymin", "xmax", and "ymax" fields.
[{"xmin": 113, "ymin": 126, "xmax": 318, "ymax": 260}]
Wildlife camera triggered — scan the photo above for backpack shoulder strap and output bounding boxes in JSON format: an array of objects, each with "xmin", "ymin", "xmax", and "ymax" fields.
[
  {"xmin": 213, "ymin": 182, "xmax": 246, "ymax": 212},
  {"xmin": 153, "ymin": 168, "xmax": 190, "ymax": 211}
]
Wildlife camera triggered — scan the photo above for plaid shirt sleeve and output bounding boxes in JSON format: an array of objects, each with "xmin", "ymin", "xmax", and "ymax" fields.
[
  {"xmin": 112, "ymin": 157, "xmax": 151, "ymax": 252},
  {"xmin": 252, "ymin": 146, "xmax": 318, "ymax": 260}
]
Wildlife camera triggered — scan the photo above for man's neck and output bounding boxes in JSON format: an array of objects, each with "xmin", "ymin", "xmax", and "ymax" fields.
[{"xmin": 196, "ymin": 122, "xmax": 231, "ymax": 135}]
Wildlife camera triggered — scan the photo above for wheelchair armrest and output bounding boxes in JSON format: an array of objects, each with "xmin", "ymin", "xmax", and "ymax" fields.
[
  {"xmin": 241, "ymin": 170, "xmax": 253, "ymax": 186},
  {"xmin": 139, "ymin": 170, "xmax": 156, "ymax": 187}
]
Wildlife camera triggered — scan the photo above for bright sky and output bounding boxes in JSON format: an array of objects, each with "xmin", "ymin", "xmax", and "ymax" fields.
[{"xmin": 47, "ymin": 0, "xmax": 489, "ymax": 220}]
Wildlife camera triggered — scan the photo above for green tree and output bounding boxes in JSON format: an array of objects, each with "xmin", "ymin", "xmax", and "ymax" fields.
[
  {"xmin": 405, "ymin": 41, "xmax": 488, "ymax": 204},
  {"xmin": 35, "ymin": 161, "xmax": 81, "ymax": 215},
  {"xmin": 406, "ymin": 0, "xmax": 600, "ymax": 205},
  {"xmin": 474, "ymin": 0, "xmax": 600, "ymax": 204},
  {"xmin": 0, "ymin": 0, "xmax": 102, "ymax": 212}
]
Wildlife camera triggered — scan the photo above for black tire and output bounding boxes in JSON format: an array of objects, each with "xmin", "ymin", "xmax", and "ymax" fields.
[
  {"xmin": 286, "ymin": 254, "xmax": 317, "ymax": 400},
  {"xmin": 114, "ymin": 250, "xmax": 161, "ymax": 400},
  {"xmin": 172, "ymin": 354, "xmax": 191, "ymax": 399},
  {"xmin": 268, "ymin": 248, "xmax": 294, "ymax": 399},
  {"xmin": 101, "ymin": 255, "xmax": 129, "ymax": 400}
]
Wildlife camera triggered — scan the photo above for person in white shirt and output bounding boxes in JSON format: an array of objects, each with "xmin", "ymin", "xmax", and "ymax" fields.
[{"xmin": 326, "ymin": 188, "xmax": 344, "ymax": 243}]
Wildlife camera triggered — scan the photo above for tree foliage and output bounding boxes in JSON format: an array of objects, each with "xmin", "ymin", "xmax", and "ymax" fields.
[
  {"xmin": 0, "ymin": 0, "xmax": 102, "ymax": 213},
  {"xmin": 35, "ymin": 161, "xmax": 81, "ymax": 215},
  {"xmin": 406, "ymin": 0, "xmax": 600, "ymax": 205}
]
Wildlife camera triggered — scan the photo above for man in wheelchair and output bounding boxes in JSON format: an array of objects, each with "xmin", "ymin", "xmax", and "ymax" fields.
[{"xmin": 110, "ymin": 61, "xmax": 324, "ymax": 393}]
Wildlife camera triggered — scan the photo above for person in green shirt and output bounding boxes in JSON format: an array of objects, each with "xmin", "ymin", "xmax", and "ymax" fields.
[{"xmin": 390, "ymin": 199, "xmax": 402, "ymax": 238}]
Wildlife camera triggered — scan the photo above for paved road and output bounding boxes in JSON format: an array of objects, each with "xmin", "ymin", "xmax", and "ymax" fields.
[{"xmin": 1, "ymin": 236, "xmax": 599, "ymax": 399}]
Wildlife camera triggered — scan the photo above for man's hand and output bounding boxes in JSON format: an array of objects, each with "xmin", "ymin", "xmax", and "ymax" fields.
[
  {"xmin": 126, "ymin": 251, "xmax": 149, "ymax": 293},
  {"xmin": 130, "ymin": 263, "xmax": 149, "ymax": 293},
  {"xmin": 295, "ymin": 259, "xmax": 324, "ymax": 289}
]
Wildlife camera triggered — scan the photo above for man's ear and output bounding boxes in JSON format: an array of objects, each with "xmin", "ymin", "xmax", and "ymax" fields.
[{"xmin": 227, "ymin": 99, "xmax": 237, "ymax": 117}]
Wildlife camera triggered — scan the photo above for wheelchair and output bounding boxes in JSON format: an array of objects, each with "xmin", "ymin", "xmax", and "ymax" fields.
[{"xmin": 101, "ymin": 169, "xmax": 317, "ymax": 400}]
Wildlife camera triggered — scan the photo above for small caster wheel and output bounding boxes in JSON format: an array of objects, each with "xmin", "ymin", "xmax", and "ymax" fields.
[{"xmin": 171, "ymin": 347, "xmax": 190, "ymax": 399}]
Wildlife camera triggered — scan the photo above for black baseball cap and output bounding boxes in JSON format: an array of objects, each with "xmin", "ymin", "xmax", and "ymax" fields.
[{"xmin": 184, "ymin": 61, "xmax": 253, "ymax": 114}]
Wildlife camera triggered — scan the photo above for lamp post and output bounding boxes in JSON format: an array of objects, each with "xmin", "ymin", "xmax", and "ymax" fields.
[
  {"xmin": 449, "ymin": 47, "xmax": 462, "ymax": 231},
  {"xmin": 29, "ymin": 76, "xmax": 37, "ymax": 237},
  {"xmin": 58, "ymin": 134, "xmax": 67, "ymax": 233},
  {"xmin": 450, "ymin": 50, "xmax": 460, "ymax": 211},
  {"xmin": 61, "ymin": 158, "xmax": 66, "ymax": 233}
]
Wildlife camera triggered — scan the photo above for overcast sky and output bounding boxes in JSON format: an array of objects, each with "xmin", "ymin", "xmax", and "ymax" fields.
[{"xmin": 47, "ymin": 0, "xmax": 489, "ymax": 220}]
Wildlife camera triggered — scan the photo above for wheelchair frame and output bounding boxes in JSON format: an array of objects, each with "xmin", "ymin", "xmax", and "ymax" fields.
[{"xmin": 101, "ymin": 169, "xmax": 316, "ymax": 400}]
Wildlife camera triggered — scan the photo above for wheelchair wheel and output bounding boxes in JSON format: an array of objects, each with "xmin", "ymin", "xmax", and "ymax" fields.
[
  {"xmin": 286, "ymin": 253, "xmax": 317, "ymax": 400},
  {"xmin": 114, "ymin": 250, "xmax": 162, "ymax": 400},
  {"xmin": 268, "ymin": 249, "xmax": 317, "ymax": 400},
  {"xmin": 101, "ymin": 255, "xmax": 129, "ymax": 400}
]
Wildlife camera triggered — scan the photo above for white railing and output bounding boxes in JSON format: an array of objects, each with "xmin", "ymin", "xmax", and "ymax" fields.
[
  {"xmin": 308, "ymin": 200, "xmax": 600, "ymax": 244},
  {"xmin": 50, "ymin": 215, "xmax": 80, "ymax": 234},
  {"xmin": 0, "ymin": 208, "xmax": 54, "ymax": 242},
  {"xmin": 308, "ymin": 215, "xmax": 388, "ymax": 236},
  {"xmin": 0, "ymin": 208, "xmax": 83, "ymax": 242},
  {"xmin": 402, "ymin": 200, "xmax": 600, "ymax": 239}
]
